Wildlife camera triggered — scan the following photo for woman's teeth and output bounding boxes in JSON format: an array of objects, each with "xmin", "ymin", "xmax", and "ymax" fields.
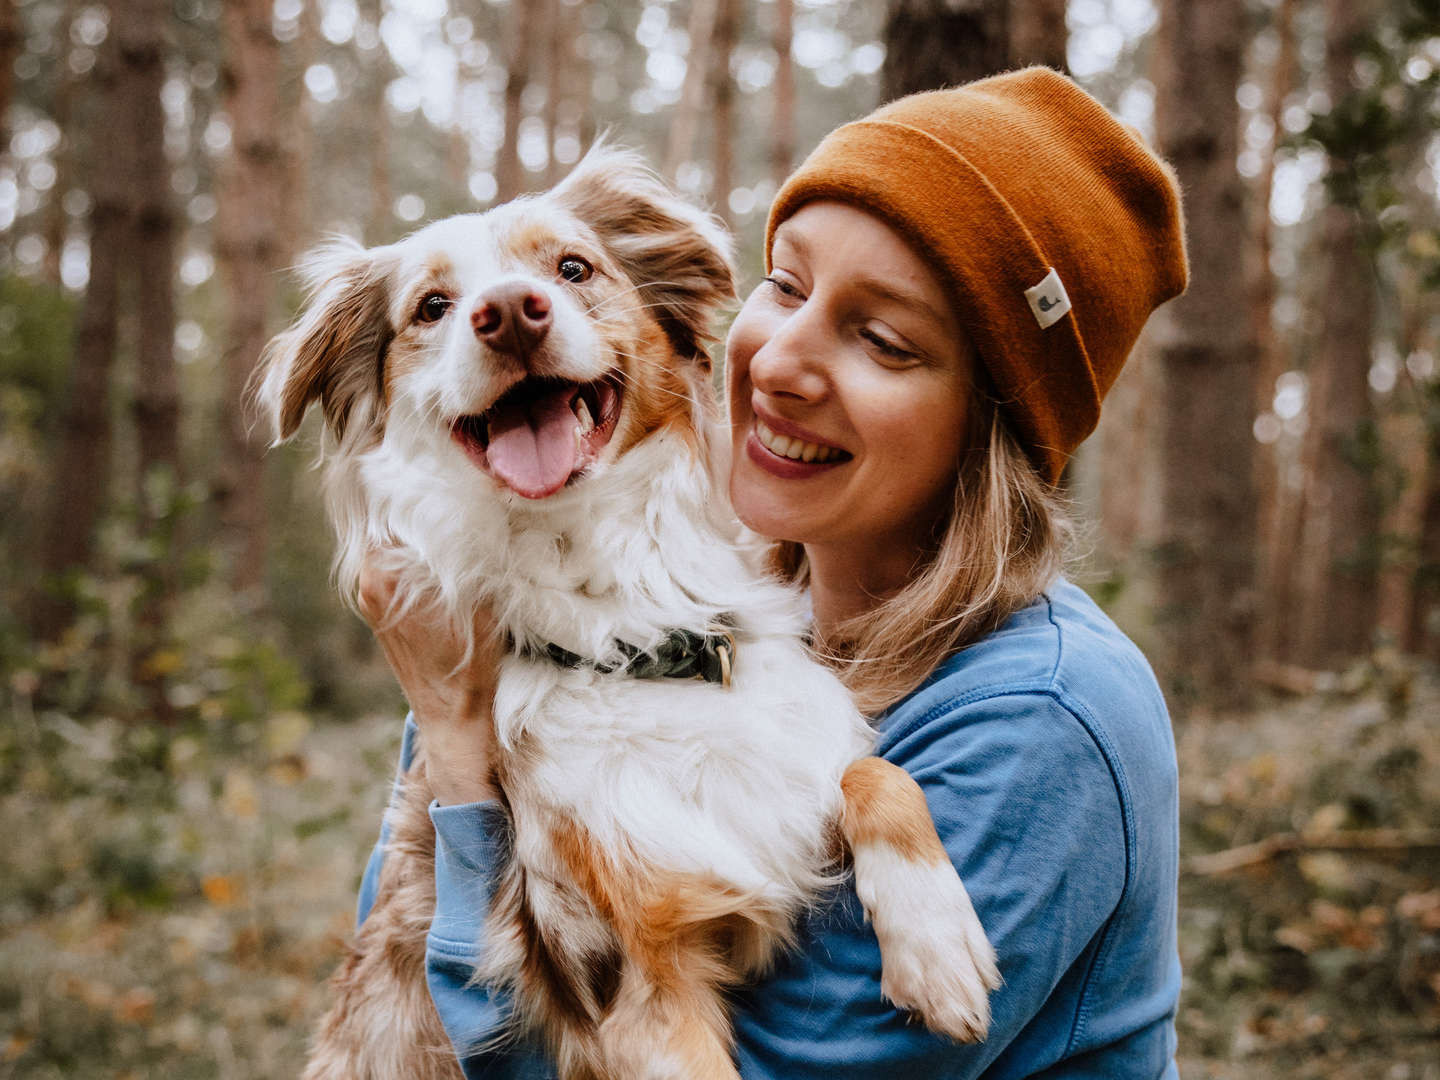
[{"xmin": 755, "ymin": 420, "xmax": 841, "ymax": 463}]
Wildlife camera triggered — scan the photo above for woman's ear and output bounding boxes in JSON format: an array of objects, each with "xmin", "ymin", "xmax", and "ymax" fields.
[
  {"xmin": 252, "ymin": 238, "xmax": 396, "ymax": 444},
  {"xmin": 552, "ymin": 139, "xmax": 737, "ymax": 359}
]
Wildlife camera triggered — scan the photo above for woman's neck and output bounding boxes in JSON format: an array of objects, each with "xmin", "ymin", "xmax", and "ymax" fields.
[{"xmin": 804, "ymin": 541, "xmax": 920, "ymax": 638}]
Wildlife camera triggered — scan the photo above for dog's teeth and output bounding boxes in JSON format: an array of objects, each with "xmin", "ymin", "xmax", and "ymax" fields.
[{"xmin": 575, "ymin": 395, "xmax": 595, "ymax": 434}]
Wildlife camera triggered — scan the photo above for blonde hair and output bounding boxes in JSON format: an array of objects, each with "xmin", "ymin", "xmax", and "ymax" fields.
[{"xmin": 772, "ymin": 400, "xmax": 1074, "ymax": 715}]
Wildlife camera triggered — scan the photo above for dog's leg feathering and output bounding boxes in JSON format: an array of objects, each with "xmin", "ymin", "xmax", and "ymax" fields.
[{"xmin": 840, "ymin": 757, "xmax": 1001, "ymax": 1043}]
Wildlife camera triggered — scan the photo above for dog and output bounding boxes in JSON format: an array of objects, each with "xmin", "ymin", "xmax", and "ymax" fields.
[{"xmin": 257, "ymin": 144, "xmax": 1000, "ymax": 1080}]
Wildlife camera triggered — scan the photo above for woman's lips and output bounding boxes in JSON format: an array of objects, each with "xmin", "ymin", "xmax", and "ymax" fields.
[{"xmin": 745, "ymin": 417, "xmax": 851, "ymax": 478}]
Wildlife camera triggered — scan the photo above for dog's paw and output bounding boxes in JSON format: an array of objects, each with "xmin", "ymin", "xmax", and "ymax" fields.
[{"xmin": 855, "ymin": 849, "xmax": 1002, "ymax": 1043}]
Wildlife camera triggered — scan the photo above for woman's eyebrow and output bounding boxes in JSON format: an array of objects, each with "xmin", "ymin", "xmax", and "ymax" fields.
[{"xmin": 852, "ymin": 276, "xmax": 946, "ymax": 325}]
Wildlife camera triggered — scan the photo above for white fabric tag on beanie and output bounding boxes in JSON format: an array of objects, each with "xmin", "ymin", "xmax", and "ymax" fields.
[{"xmin": 1025, "ymin": 268, "xmax": 1072, "ymax": 330}]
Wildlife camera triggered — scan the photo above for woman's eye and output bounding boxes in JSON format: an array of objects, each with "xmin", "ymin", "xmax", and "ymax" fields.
[
  {"xmin": 764, "ymin": 275, "xmax": 803, "ymax": 300},
  {"xmin": 860, "ymin": 328, "xmax": 916, "ymax": 361},
  {"xmin": 558, "ymin": 256, "xmax": 593, "ymax": 283},
  {"xmin": 416, "ymin": 293, "xmax": 452, "ymax": 323}
]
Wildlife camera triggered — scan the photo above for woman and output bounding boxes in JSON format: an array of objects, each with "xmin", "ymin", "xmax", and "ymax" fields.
[{"xmin": 358, "ymin": 67, "xmax": 1187, "ymax": 1078}]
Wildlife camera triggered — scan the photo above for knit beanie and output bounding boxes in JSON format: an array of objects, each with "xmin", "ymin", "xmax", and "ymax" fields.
[{"xmin": 765, "ymin": 67, "xmax": 1188, "ymax": 483}]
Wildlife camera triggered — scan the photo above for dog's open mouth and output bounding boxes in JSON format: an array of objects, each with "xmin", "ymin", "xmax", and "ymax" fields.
[{"xmin": 450, "ymin": 374, "xmax": 623, "ymax": 499}]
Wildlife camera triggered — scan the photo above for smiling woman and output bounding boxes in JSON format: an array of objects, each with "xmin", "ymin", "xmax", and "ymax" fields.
[{"xmin": 350, "ymin": 67, "xmax": 1192, "ymax": 1080}]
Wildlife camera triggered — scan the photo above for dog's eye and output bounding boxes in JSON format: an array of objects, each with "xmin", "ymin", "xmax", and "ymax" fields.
[
  {"xmin": 416, "ymin": 292, "xmax": 453, "ymax": 323},
  {"xmin": 558, "ymin": 256, "xmax": 593, "ymax": 284}
]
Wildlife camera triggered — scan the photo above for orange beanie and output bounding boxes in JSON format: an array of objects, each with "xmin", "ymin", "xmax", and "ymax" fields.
[{"xmin": 765, "ymin": 67, "xmax": 1189, "ymax": 483}]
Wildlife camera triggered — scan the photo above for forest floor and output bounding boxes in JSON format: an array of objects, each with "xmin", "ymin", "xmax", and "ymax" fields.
[{"xmin": 1, "ymin": 665, "xmax": 1438, "ymax": 1079}]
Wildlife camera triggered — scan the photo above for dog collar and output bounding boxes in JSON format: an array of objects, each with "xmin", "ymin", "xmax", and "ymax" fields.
[{"xmin": 527, "ymin": 625, "xmax": 736, "ymax": 689}]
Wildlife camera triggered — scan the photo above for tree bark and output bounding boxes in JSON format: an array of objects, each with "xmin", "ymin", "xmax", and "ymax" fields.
[
  {"xmin": 1151, "ymin": 0, "xmax": 1257, "ymax": 706},
  {"xmin": 129, "ymin": 0, "xmax": 181, "ymax": 510},
  {"xmin": 359, "ymin": 0, "xmax": 390, "ymax": 237},
  {"xmin": 881, "ymin": 0, "xmax": 1008, "ymax": 101},
  {"xmin": 124, "ymin": 0, "xmax": 181, "ymax": 718},
  {"xmin": 709, "ymin": 0, "xmax": 740, "ymax": 226},
  {"xmin": 770, "ymin": 0, "xmax": 796, "ymax": 190},
  {"xmin": 43, "ymin": 0, "xmax": 76, "ymax": 287},
  {"xmin": 215, "ymin": 0, "xmax": 287, "ymax": 600},
  {"xmin": 1289, "ymin": 0, "xmax": 1381, "ymax": 666},
  {"xmin": 496, "ymin": 0, "xmax": 537, "ymax": 201},
  {"xmin": 0, "ymin": 0, "xmax": 22, "ymax": 155},
  {"xmin": 664, "ymin": 0, "xmax": 716, "ymax": 182},
  {"xmin": 31, "ymin": 10, "xmax": 130, "ymax": 640},
  {"xmin": 1253, "ymin": 0, "xmax": 1297, "ymax": 664},
  {"xmin": 1008, "ymin": 0, "xmax": 1068, "ymax": 72},
  {"xmin": 542, "ymin": 0, "xmax": 563, "ymax": 186}
]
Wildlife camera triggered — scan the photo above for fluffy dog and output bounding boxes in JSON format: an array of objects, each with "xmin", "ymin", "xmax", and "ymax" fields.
[{"xmin": 258, "ymin": 145, "xmax": 1000, "ymax": 1080}]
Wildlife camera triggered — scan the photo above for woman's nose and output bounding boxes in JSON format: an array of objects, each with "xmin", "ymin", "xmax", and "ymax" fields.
[{"xmin": 746, "ymin": 311, "xmax": 830, "ymax": 403}]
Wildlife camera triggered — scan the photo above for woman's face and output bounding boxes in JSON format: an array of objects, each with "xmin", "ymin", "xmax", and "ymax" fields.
[{"xmin": 726, "ymin": 201, "xmax": 973, "ymax": 561}]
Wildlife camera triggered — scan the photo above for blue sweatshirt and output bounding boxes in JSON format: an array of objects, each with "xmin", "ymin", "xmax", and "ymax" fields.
[{"xmin": 357, "ymin": 579, "xmax": 1181, "ymax": 1078}]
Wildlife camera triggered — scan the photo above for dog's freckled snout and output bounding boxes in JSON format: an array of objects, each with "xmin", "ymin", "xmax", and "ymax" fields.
[{"xmin": 472, "ymin": 282, "xmax": 552, "ymax": 359}]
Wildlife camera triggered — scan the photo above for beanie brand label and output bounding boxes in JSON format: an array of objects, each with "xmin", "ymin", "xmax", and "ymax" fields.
[{"xmin": 1025, "ymin": 269, "xmax": 1072, "ymax": 330}]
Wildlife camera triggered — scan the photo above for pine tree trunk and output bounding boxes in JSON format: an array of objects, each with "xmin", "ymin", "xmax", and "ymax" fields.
[
  {"xmin": 881, "ymin": 0, "xmax": 1008, "ymax": 101},
  {"xmin": 31, "ymin": 14, "xmax": 130, "ymax": 640},
  {"xmin": 215, "ymin": 0, "xmax": 286, "ymax": 600},
  {"xmin": 542, "ymin": 0, "xmax": 563, "ymax": 186},
  {"xmin": 709, "ymin": 0, "xmax": 740, "ymax": 227},
  {"xmin": 770, "ymin": 0, "xmax": 796, "ymax": 189},
  {"xmin": 125, "ymin": 0, "xmax": 181, "ymax": 718},
  {"xmin": 1253, "ymin": 0, "xmax": 1297, "ymax": 664},
  {"xmin": 0, "ymin": 0, "xmax": 21, "ymax": 154},
  {"xmin": 1289, "ymin": 0, "xmax": 1380, "ymax": 667},
  {"xmin": 1413, "ymin": 458, "xmax": 1440, "ymax": 660},
  {"xmin": 1151, "ymin": 0, "xmax": 1257, "ymax": 706},
  {"xmin": 496, "ymin": 0, "xmax": 536, "ymax": 201},
  {"xmin": 1008, "ymin": 0, "xmax": 1068, "ymax": 71},
  {"xmin": 664, "ymin": 0, "xmax": 716, "ymax": 181},
  {"xmin": 43, "ymin": 0, "xmax": 76, "ymax": 286},
  {"xmin": 359, "ymin": 0, "xmax": 390, "ymax": 237}
]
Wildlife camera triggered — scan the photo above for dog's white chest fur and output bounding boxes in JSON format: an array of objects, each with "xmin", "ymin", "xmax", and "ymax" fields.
[{"xmin": 358, "ymin": 425, "xmax": 873, "ymax": 903}]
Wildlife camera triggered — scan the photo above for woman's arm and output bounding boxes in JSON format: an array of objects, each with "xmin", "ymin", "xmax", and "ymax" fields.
[
  {"xmin": 356, "ymin": 559, "xmax": 503, "ymax": 806},
  {"xmin": 730, "ymin": 691, "xmax": 1129, "ymax": 1079}
]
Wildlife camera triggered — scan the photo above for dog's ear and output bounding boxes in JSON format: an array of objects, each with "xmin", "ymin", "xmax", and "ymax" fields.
[
  {"xmin": 253, "ymin": 238, "xmax": 396, "ymax": 444},
  {"xmin": 553, "ymin": 139, "xmax": 737, "ymax": 360}
]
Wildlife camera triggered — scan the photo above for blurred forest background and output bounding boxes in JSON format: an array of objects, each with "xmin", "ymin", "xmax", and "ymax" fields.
[{"xmin": 1, "ymin": 0, "xmax": 1439, "ymax": 1075}]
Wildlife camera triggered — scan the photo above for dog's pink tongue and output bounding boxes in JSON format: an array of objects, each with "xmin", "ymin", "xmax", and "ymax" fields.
[{"xmin": 485, "ymin": 386, "xmax": 580, "ymax": 499}]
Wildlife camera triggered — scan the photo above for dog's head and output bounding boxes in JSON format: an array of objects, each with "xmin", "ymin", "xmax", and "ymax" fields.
[{"xmin": 255, "ymin": 143, "xmax": 736, "ymax": 501}]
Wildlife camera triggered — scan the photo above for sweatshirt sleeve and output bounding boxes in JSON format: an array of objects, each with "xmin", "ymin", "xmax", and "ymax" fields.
[
  {"xmin": 427, "ymin": 798, "xmax": 556, "ymax": 1079},
  {"xmin": 730, "ymin": 690, "xmax": 1127, "ymax": 1079}
]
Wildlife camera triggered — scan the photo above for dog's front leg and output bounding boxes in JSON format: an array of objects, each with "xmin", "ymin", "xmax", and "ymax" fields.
[
  {"xmin": 304, "ymin": 753, "xmax": 462, "ymax": 1080},
  {"xmin": 840, "ymin": 756, "xmax": 1001, "ymax": 1043}
]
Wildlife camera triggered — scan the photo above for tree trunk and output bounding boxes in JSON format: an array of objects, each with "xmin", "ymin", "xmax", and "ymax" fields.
[
  {"xmin": 542, "ymin": 0, "xmax": 563, "ymax": 186},
  {"xmin": 770, "ymin": 0, "xmax": 796, "ymax": 190},
  {"xmin": 43, "ymin": 0, "xmax": 76, "ymax": 287},
  {"xmin": 1252, "ymin": 0, "xmax": 1297, "ymax": 664},
  {"xmin": 1289, "ymin": 0, "xmax": 1381, "ymax": 667},
  {"xmin": 1008, "ymin": 0, "xmax": 1068, "ymax": 72},
  {"xmin": 1151, "ymin": 0, "xmax": 1257, "ymax": 706},
  {"xmin": 125, "ymin": 0, "xmax": 181, "ymax": 718},
  {"xmin": 359, "ymin": 0, "xmax": 390, "ymax": 237},
  {"xmin": 709, "ymin": 0, "xmax": 740, "ymax": 226},
  {"xmin": 0, "ymin": 0, "xmax": 21, "ymax": 155},
  {"xmin": 665, "ymin": 0, "xmax": 716, "ymax": 182},
  {"xmin": 881, "ymin": 0, "xmax": 1008, "ymax": 101},
  {"xmin": 31, "ymin": 12, "xmax": 130, "ymax": 640},
  {"xmin": 215, "ymin": 0, "xmax": 287, "ymax": 601},
  {"xmin": 496, "ymin": 0, "xmax": 537, "ymax": 201},
  {"xmin": 1414, "ymin": 451, "xmax": 1440, "ymax": 660}
]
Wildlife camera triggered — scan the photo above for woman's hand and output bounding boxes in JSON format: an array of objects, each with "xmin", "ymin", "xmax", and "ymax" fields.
[{"xmin": 357, "ymin": 555, "xmax": 504, "ymax": 806}]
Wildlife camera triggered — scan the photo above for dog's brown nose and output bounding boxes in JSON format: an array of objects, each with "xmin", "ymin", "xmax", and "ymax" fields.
[{"xmin": 472, "ymin": 283, "xmax": 551, "ymax": 358}]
